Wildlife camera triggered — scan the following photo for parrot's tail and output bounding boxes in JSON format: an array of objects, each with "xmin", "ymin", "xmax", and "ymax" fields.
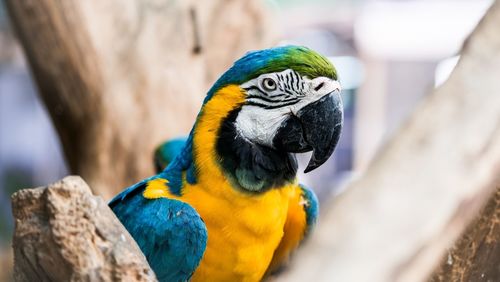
[{"xmin": 154, "ymin": 137, "xmax": 188, "ymax": 173}]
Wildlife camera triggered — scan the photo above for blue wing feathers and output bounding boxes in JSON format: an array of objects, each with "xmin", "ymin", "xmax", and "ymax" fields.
[
  {"xmin": 298, "ymin": 184, "xmax": 319, "ymax": 235},
  {"xmin": 108, "ymin": 175, "xmax": 158, "ymax": 207},
  {"xmin": 110, "ymin": 182, "xmax": 207, "ymax": 282}
]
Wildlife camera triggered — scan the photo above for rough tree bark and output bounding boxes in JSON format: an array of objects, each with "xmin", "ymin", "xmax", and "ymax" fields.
[
  {"xmin": 11, "ymin": 176, "xmax": 156, "ymax": 281},
  {"xmin": 276, "ymin": 2, "xmax": 500, "ymax": 282},
  {"xmin": 430, "ymin": 185, "xmax": 500, "ymax": 282},
  {"xmin": 5, "ymin": 0, "xmax": 273, "ymax": 199}
]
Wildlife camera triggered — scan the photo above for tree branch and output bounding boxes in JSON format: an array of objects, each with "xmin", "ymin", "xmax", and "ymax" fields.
[
  {"xmin": 276, "ymin": 2, "xmax": 500, "ymax": 281},
  {"xmin": 5, "ymin": 0, "xmax": 273, "ymax": 199},
  {"xmin": 11, "ymin": 176, "xmax": 156, "ymax": 281}
]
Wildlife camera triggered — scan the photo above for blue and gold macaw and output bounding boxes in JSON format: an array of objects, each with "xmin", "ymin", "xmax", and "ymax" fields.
[{"xmin": 110, "ymin": 46, "xmax": 343, "ymax": 282}]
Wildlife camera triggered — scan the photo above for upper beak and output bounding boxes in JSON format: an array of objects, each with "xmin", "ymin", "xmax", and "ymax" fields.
[{"xmin": 273, "ymin": 91, "xmax": 343, "ymax": 173}]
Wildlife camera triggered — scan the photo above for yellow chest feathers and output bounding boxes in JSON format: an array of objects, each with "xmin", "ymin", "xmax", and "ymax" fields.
[
  {"xmin": 142, "ymin": 85, "xmax": 296, "ymax": 281},
  {"xmin": 144, "ymin": 178, "xmax": 294, "ymax": 282}
]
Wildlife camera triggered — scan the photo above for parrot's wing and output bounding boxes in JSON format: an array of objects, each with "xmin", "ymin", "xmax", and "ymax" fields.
[
  {"xmin": 110, "ymin": 181, "xmax": 207, "ymax": 282},
  {"xmin": 266, "ymin": 184, "xmax": 319, "ymax": 274},
  {"xmin": 154, "ymin": 137, "xmax": 188, "ymax": 173}
]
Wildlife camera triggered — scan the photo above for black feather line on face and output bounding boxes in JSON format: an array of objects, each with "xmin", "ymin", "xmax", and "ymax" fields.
[
  {"xmin": 290, "ymin": 72, "xmax": 296, "ymax": 89},
  {"xmin": 215, "ymin": 107, "xmax": 297, "ymax": 193},
  {"xmin": 293, "ymin": 71, "xmax": 300, "ymax": 90},
  {"xmin": 246, "ymin": 94, "xmax": 285, "ymax": 104},
  {"xmin": 245, "ymin": 99, "xmax": 301, "ymax": 110}
]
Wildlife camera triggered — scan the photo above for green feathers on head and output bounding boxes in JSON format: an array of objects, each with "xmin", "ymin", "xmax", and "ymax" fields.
[
  {"xmin": 259, "ymin": 46, "xmax": 337, "ymax": 80},
  {"xmin": 205, "ymin": 46, "xmax": 337, "ymax": 103}
]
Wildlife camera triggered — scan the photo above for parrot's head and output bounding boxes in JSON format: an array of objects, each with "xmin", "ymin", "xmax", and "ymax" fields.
[{"xmin": 194, "ymin": 45, "xmax": 343, "ymax": 192}]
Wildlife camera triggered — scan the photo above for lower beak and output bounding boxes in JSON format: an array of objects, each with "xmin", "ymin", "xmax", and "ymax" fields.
[{"xmin": 273, "ymin": 92, "xmax": 343, "ymax": 173}]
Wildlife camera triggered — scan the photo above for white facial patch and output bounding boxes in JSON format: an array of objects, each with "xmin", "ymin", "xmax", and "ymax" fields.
[
  {"xmin": 234, "ymin": 105, "xmax": 291, "ymax": 146},
  {"xmin": 235, "ymin": 69, "xmax": 341, "ymax": 147}
]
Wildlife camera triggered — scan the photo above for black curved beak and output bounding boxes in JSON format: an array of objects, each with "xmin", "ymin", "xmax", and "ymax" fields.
[{"xmin": 273, "ymin": 92, "xmax": 343, "ymax": 173}]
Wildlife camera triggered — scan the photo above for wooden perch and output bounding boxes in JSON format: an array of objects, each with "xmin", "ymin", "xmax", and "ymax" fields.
[
  {"xmin": 276, "ymin": 2, "xmax": 500, "ymax": 282},
  {"xmin": 5, "ymin": 0, "xmax": 273, "ymax": 199},
  {"xmin": 11, "ymin": 176, "xmax": 156, "ymax": 282}
]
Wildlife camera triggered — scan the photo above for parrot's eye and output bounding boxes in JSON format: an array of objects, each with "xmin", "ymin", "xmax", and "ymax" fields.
[{"xmin": 260, "ymin": 78, "xmax": 277, "ymax": 92}]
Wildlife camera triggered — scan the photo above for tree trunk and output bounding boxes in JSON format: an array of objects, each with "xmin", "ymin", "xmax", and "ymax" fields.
[
  {"xmin": 5, "ymin": 0, "xmax": 273, "ymax": 199},
  {"xmin": 11, "ymin": 176, "xmax": 156, "ymax": 282},
  {"xmin": 276, "ymin": 2, "xmax": 500, "ymax": 282}
]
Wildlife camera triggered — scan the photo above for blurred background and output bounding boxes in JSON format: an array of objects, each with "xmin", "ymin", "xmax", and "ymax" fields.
[{"xmin": 0, "ymin": 0, "xmax": 493, "ymax": 279}]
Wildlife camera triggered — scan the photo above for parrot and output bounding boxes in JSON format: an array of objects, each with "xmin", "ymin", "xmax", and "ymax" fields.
[{"xmin": 109, "ymin": 45, "xmax": 343, "ymax": 282}]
